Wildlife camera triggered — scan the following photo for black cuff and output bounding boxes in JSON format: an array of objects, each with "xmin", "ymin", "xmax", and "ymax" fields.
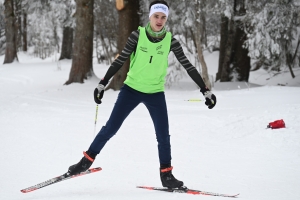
[
  {"xmin": 200, "ymin": 87, "xmax": 209, "ymax": 95},
  {"xmin": 160, "ymin": 163, "xmax": 171, "ymax": 169},
  {"xmin": 99, "ymin": 78, "xmax": 108, "ymax": 86},
  {"xmin": 86, "ymin": 150, "xmax": 97, "ymax": 159}
]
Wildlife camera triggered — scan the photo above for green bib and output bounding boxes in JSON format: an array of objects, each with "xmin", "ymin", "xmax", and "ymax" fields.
[{"xmin": 124, "ymin": 27, "xmax": 172, "ymax": 93}]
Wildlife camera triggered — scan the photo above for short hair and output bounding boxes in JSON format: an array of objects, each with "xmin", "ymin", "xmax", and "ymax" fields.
[{"xmin": 149, "ymin": 0, "xmax": 169, "ymax": 11}]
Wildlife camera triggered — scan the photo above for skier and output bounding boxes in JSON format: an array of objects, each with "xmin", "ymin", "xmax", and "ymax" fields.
[{"xmin": 67, "ymin": 0, "xmax": 216, "ymax": 189}]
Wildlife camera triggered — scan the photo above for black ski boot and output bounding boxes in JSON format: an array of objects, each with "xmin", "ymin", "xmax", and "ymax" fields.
[
  {"xmin": 160, "ymin": 165, "xmax": 184, "ymax": 188},
  {"xmin": 68, "ymin": 151, "xmax": 96, "ymax": 175}
]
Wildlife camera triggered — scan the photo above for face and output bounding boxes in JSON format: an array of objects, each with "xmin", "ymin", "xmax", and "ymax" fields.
[{"xmin": 149, "ymin": 12, "xmax": 167, "ymax": 32}]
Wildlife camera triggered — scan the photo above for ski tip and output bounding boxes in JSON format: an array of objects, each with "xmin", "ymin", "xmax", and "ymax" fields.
[
  {"xmin": 137, "ymin": 186, "xmax": 154, "ymax": 190},
  {"xmin": 89, "ymin": 167, "xmax": 102, "ymax": 172},
  {"xmin": 21, "ymin": 188, "xmax": 36, "ymax": 193}
]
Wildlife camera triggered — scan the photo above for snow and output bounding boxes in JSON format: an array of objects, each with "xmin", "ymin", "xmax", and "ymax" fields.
[{"xmin": 1, "ymin": 52, "xmax": 300, "ymax": 200}]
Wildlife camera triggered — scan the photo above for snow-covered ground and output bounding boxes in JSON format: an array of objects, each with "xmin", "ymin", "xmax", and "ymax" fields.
[{"xmin": 1, "ymin": 52, "xmax": 300, "ymax": 200}]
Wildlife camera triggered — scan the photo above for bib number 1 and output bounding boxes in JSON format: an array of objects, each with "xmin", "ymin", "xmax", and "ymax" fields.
[{"xmin": 149, "ymin": 56, "xmax": 153, "ymax": 63}]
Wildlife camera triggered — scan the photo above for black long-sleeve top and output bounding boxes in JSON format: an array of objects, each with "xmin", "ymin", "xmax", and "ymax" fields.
[{"xmin": 103, "ymin": 29, "xmax": 206, "ymax": 89}]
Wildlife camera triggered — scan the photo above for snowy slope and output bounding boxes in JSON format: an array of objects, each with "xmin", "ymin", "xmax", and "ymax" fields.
[{"xmin": 0, "ymin": 52, "xmax": 300, "ymax": 200}]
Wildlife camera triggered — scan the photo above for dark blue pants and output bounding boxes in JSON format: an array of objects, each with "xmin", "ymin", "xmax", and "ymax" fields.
[{"xmin": 88, "ymin": 84, "xmax": 171, "ymax": 165}]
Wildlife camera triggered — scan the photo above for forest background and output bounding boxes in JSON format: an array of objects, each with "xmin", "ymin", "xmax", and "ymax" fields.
[{"xmin": 1, "ymin": 0, "xmax": 300, "ymax": 90}]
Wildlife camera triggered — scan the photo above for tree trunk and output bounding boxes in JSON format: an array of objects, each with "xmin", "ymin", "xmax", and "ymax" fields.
[
  {"xmin": 286, "ymin": 40, "xmax": 297, "ymax": 78},
  {"xmin": 65, "ymin": 0, "xmax": 94, "ymax": 85},
  {"xmin": 216, "ymin": 15, "xmax": 228, "ymax": 81},
  {"xmin": 100, "ymin": 33, "xmax": 112, "ymax": 65},
  {"xmin": 220, "ymin": 16, "xmax": 234, "ymax": 82},
  {"xmin": 22, "ymin": 11, "xmax": 27, "ymax": 52},
  {"xmin": 196, "ymin": 41, "xmax": 211, "ymax": 89},
  {"xmin": 53, "ymin": 25, "xmax": 60, "ymax": 53},
  {"xmin": 4, "ymin": 0, "xmax": 18, "ymax": 64},
  {"xmin": 195, "ymin": 0, "xmax": 211, "ymax": 89},
  {"xmin": 59, "ymin": 26, "xmax": 73, "ymax": 60},
  {"xmin": 231, "ymin": 0, "xmax": 251, "ymax": 81},
  {"xmin": 200, "ymin": 0, "xmax": 207, "ymax": 47},
  {"xmin": 232, "ymin": 22, "xmax": 251, "ymax": 81},
  {"xmin": 286, "ymin": 53, "xmax": 295, "ymax": 78},
  {"xmin": 15, "ymin": 0, "xmax": 22, "ymax": 51},
  {"xmin": 106, "ymin": 0, "xmax": 140, "ymax": 91}
]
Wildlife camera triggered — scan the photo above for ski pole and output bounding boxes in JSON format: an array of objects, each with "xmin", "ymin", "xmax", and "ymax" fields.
[{"xmin": 93, "ymin": 104, "xmax": 99, "ymax": 136}]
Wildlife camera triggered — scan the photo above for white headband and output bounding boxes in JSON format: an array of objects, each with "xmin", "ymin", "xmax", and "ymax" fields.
[{"xmin": 149, "ymin": 3, "xmax": 169, "ymax": 18}]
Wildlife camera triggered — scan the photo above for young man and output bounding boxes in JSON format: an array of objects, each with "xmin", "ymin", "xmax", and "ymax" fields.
[{"xmin": 67, "ymin": 0, "xmax": 216, "ymax": 189}]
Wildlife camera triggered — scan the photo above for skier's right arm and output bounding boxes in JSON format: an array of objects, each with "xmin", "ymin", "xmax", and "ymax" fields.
[
  {"xmin": 94, "ymin": 30, "xmax": 139, "ymax": 104},
  {"xmin": 103, "ymin": 30, "xmax": 139, "ymax": 82}
]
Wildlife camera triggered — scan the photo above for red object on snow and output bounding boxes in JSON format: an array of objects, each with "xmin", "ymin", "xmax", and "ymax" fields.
[{"xmin": 267, "ymin": 119, "xmax": 286, "ymax": 129}]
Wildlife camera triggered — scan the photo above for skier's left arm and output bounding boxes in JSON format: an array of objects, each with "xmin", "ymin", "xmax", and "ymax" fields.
[{"xmin": 170, "ymin": 37, "xmax": 216, "ymax": 109}]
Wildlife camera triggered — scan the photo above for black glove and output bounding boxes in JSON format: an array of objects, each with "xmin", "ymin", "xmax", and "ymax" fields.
[
  {"xmin": 94, "ymin": 79, "xmax": 108, "ymax": 104},
  {"xmin": 200, "ymin": 87, "xmax": 217, "ymax": 109}
]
